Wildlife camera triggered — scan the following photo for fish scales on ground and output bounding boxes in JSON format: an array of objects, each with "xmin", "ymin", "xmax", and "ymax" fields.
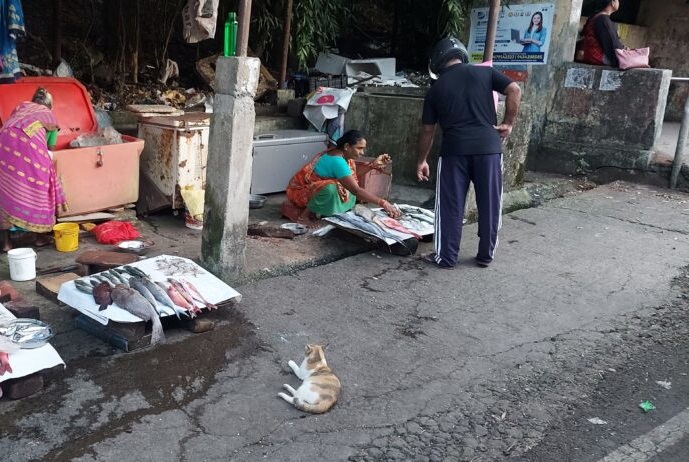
[
  {"xmin": 110, "ymin": 284, "xmax": 165, "ymax": 345},
  {"xmin": 140, "ymin": 277, "xmax": 189, "ymax": 319}
]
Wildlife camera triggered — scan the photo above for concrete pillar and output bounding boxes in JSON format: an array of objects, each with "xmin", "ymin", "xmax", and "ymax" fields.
[{"xmin": 201, "ymin": 56, "xmax": 260, "ymax": 281}]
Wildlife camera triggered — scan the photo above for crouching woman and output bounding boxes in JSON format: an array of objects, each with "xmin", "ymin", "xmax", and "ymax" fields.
[{"xmin": 286, "ymin": 130, "xmax": 400, "ymax": 226}]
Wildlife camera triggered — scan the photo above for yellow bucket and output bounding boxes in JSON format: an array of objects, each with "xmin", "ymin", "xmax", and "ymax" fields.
[{"xmin": 53, "ymin": 223, "xmax": 79, "ymax": 252}]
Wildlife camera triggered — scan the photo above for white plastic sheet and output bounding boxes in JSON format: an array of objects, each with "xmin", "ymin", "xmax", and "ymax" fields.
[
  {"xmin": 57, "ymin": 255, "xmax": 242, "ymax": 325},
  {"xmin": 0, "ymin": 303, "xmax": 65, "ymax": 383}
]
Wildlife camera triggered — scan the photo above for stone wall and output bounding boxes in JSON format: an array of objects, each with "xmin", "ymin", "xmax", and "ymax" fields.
[
  {"xmin": 638, "ymin": 0, "xmax": 689, "ymax": 121},
  {"xmin": 346, "ymin": 87, "xmax": 533, "ymax": 192},
  {"xmin": 532, "ymin": 63, "xmax": 671, "ymax": 176}
]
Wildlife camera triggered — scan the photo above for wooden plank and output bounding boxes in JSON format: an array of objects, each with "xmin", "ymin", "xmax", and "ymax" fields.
[
  {"xmin": 35, "ymin": 272, "xmax": 80, "ymax": 304},
  {"xmin": 74, "ymin": 314, "xmax": 151, "ymax": 352},
  {"xmin": 75, "ymin": 250, "xmax": 138, "ymax": 269}
]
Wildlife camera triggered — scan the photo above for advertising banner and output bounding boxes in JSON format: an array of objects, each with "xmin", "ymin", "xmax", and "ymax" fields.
[{"xmin": 468, "ymin": 3, "xmax": 555, "ymax": 65}]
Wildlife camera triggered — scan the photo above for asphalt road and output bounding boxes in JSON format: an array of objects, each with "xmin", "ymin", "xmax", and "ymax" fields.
[{"xmin": 2, "ymin": 181, "xmax": 689, "ymax": 462}]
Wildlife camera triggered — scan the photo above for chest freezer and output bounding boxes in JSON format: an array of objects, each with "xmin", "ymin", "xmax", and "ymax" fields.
[
  {"xmin": 0, "ymin": 77, "xmax": 144, "ymax": 217},
  {"xmin": 251, "ymin": 130, "xmax": 329, "ymax": 194},
  {"xmin": 137, "ymin": 112, "xmax": 210, "ymax": 210}
]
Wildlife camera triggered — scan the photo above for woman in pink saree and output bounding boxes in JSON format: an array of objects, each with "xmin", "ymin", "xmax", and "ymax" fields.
[{"xmin": 0, "ymin": 87, "xmax": 66, "ymax": 251}]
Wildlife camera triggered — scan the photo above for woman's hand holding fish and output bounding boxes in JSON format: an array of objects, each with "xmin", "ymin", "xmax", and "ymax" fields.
[{"xmin": 379, "ymin": 199, "xmax": 401, "ymax": 219}]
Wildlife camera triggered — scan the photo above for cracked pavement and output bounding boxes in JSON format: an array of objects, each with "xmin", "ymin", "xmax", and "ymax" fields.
[{"xmin": 2, "ymin": 182, "xmax": 689, "ymax": 461}]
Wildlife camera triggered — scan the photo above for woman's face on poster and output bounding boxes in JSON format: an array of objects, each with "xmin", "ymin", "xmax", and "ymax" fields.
[{"xmin": 532, "ymin": 13, "xmax": 542, "ymax": 26}]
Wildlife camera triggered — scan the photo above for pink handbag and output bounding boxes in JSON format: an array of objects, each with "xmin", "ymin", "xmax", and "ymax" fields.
[{"xmin": 615, "ymin": 47, "xmax": 650, "ymax": 70}]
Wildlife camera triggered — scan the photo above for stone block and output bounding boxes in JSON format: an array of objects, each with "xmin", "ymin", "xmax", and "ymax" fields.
[
  {"xmin": 1, "ymin": 373, "xmax": 44, "ymax": 400},
  {"xmin": 4, "ymin": 303, "xmax": 40, "ymax": 320},
  {"xmin": 213, "ymin": 56, "xmax": 260, "ymax": 97},
  {"xmin": 535, "ymin": 63, "xmax": 672, "ymax": 175},
  {"xmin": 277, "ymin": 89, "xmax": 295, "ymax": 112},
  {"xmin": 286, "ymin": 98, "xmax": 306, "ymax": 118},
  {"xmin": 0, "ymin": 280, "xmax": 21, "ymax": 303}
]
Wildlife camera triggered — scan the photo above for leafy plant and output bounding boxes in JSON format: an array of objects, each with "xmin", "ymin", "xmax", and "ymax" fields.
[
  {"xmin": 440, "ymin": 0, "xmax": 472, "ymax": 38},
  {"xmin": 292, "ymin": 0, "xmax": 351, "ymax": 71}
]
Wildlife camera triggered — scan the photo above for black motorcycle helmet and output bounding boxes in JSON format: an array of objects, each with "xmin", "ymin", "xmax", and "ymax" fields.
[{"xmin": 429, "ymin": 36, "xmax": 469, "ymax": 79}]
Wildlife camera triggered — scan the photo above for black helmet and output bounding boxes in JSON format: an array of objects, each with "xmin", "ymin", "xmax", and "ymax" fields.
[{"xmin": 429, "ymin": 36, "xmax": 469, "ymax": 77}]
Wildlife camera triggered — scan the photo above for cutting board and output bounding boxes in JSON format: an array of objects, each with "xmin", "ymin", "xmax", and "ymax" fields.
[{"xmin": 36, "ymin": 272, "xmax": 81, "ymax": 303}]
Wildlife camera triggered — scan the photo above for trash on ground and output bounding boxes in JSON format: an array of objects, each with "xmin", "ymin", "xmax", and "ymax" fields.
[
  {"xmin": 639, "ymin": 400, "xmax": 656, "ymax": 412},
  {"xmin": 655, "ymin": 380, "xmax": 672, "ymax": 390},
  {"xmin": 587, "ymin": 417, "xmax": 607, "ymax": 425}
]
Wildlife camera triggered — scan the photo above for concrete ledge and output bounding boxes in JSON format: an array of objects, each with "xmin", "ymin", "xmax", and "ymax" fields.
[
  {"xmin": 533, "ymin": 140, "xmax": 652, "ymax": 177},
  {"xmin": 537, "ymin": 63, "xmax": 672, "ymax": 177}
]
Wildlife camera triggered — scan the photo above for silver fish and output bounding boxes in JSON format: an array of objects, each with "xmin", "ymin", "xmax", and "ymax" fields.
[
  {"xmin": 129, "ymin": 277, "xmax": 167, "ymax": 317},
  {"xmin": 140, "ymin": 277, "xmax": 189, "ymax": 319},
  {"xmin": 99, "ymin": 272, "xmax": 120, "ymax": 286},
  {"xmin": 108, "ymin": 270, "xmax": 129, "ymax": 285},
  {"xmin": 110, "ymin": 284, "xmax": 165, "ymax": 345}
]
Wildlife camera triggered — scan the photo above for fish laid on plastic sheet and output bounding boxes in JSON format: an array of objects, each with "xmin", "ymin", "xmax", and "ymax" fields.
[{"xmin": 110, "ymin": 285, "xmax": 165, "ymax": 345}]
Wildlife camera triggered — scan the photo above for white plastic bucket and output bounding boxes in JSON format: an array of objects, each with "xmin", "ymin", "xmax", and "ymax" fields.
[{"xmin": 7, "ymin": 248, "xmax": 37, "ymax": 282}]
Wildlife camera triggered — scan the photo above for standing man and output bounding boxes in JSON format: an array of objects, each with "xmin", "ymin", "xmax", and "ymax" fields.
[{"xmin": 417, "ymin": 37, "xmax": 521, "ymax": 269}]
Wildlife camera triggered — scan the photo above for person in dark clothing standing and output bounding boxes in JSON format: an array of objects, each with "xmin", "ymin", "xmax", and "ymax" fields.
[
  {"xmin": 417, "ymin": 37, "xmax": 521, "ymax": 269},
  {"xmin": 577, "ymin": 0, "xmax": 624, "ymax": 66}
]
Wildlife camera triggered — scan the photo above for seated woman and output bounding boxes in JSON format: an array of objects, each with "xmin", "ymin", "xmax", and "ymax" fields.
[
  {"xmin": 286, "ymin": 130, "xmax": 401, "ymax": 226},
  {"xmin": 577, "ymin": 0, "xmax": 624, "ymax": 66},
  {"xmin": 0, "ymin": 87, "xmax": 65, "ymax": 252}
]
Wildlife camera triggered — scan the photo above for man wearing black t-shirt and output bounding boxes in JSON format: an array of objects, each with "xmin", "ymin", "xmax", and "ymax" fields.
[{"xmin": 417, "ymin": 37, "xmax": 522, "ymax": 269}]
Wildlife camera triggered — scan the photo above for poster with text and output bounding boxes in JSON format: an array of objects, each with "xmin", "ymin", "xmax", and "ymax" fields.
[{"xmin": 468, "ymin": 3, "xmax": 555, "ymax": 65}]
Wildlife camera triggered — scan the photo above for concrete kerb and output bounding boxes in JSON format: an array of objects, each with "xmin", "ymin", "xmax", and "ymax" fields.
[{"xmin": 0, "ymin": 173, "xmax": 587, "ymax": 294}]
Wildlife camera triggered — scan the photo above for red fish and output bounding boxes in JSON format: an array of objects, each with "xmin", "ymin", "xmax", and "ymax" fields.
[
  {"xmin": 173, "ymin": 278, "xmax": 217, "ymax": 310},
  {"xmin": 378, "ymin": 217, "xmax": 422, "ymax": 239},
  {"xmin": 168, "ymin": 279, "xmax": 204, "ymax": 312},
  {"xmin": 162, "ymin": 283, "xmax": 200, "ymax": 317}
]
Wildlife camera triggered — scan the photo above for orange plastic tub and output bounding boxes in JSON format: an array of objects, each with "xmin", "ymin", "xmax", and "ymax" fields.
[{"xmin": 0, "ymin": 77, "xmax": 144, "ymax": 217}]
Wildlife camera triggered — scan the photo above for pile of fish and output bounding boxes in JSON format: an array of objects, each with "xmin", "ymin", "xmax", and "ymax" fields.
[
  {"xmin": 395, "ymin": 205, "xmax": 435, "ymax": 233},
  {"xmin": 335, "ymin": 204, "xmax": 435, "ymax": 245},
  {"xmin": 73, "ymin": 265, "xmax": 217, "ymax": 345}
]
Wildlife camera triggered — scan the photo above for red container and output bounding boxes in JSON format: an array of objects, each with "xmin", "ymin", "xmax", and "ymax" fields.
[
  {"xmin": 355, "ymin": 156, "xmax": 392, "ymax": 200},
  {"xmin": 0, "ymin": 77, "xmax": 144, "ymax": 217}
]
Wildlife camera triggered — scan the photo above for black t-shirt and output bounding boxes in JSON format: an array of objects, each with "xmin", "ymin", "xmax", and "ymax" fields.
[{"xmin": 422, "ymin": 64, "xmax": 513, "ymax": 156}]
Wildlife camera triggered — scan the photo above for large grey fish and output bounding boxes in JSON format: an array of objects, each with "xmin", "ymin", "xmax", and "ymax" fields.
[
  {"xmin": 140, "ymin": 277, "xmax": 189, "ymax": 319},
  {"xmin": 110, "ymin": 284, "xmax": 165, "ymax": 345},
  {"xmin": 128, "ymin": 277, "xmax": 166, "ymax": 316}
]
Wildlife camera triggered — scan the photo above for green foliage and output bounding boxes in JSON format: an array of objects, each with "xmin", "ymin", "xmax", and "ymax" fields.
[
  {"xmin": 251, "ymin": 0, "xmax": 282, "ymax": 61},
  {"xmin": 440, "ymin": 0, "xmax": 472, "ymax": 39},
  {"xmin": 292, "ymin": 0, "xmax": 351, "ymax": 71}
]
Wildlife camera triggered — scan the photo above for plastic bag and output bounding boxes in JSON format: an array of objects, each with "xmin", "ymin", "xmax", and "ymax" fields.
[{"xmin": 92, "ymin": 221, "xmax": 141, "ymax": 245}]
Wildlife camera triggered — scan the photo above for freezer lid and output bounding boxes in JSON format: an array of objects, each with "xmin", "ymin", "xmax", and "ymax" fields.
[
  {"xmin": 253, "ymin": 130, "xmax": 328, "ymax": 147},
  {"xmin": 141, "ymin": 112, "xmax": 210, "ymax": 128},
  {"xmin": 0, "ymin": 77, "xmax": 97, "ymax": 150}
]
